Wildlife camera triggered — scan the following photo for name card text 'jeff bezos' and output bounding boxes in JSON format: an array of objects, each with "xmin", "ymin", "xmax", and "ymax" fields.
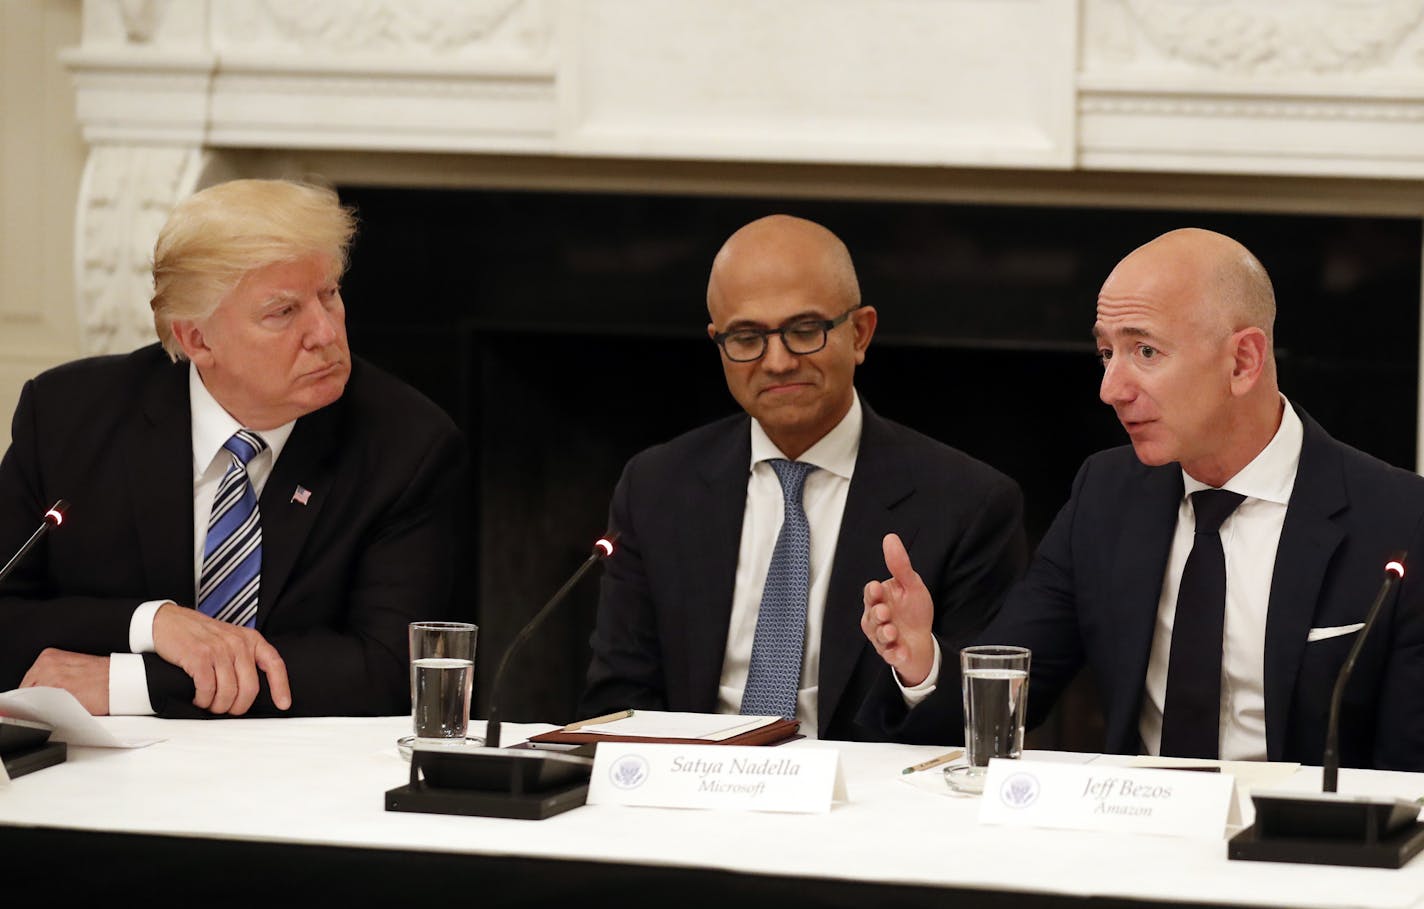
[{"xmin": 978, "ymin": 759, "xmax": 1237, "ymax": 838}]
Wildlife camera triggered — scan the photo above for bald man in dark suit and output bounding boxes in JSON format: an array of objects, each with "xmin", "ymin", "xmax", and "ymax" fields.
[
  {"xmin": 862, "ymin": 228, "xmax": 1424, "ymax": 770},
  {"xmin": 581, "ymin": 215, "xmax": 1026, "ymax": 740}
]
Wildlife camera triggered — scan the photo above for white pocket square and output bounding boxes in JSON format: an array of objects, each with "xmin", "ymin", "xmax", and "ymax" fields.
[{"xmin": 1307, "ymin": 623, "xmax": 1365, "ymax": 642}]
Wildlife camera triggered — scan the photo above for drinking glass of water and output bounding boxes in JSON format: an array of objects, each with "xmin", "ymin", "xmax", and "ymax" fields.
[
  {"xmin": 946, "ymin": 645, "xmax": 1030, "ymax": 794},
  {"xmin": 403, "ymin": 621, "xmax": 479, "ymax": 753}
]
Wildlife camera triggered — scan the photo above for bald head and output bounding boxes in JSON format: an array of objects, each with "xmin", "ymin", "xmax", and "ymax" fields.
[
  {"xmin": 1110, "ymin": 227, "xmax": 1276, "ymax": 344},
  {"xmin": 703, "ymin": 213, "xmax": 876, "ymax": 460},
  {"xmin": 1095, "ymin": 227, "xmax": 1282, "ymax": 486},
  {"xmin": 707, "ymin": 214, "xmax": 860, "ymax": 320}
]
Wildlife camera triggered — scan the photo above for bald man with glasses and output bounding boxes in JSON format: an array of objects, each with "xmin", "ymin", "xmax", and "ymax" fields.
[{"xmin": 578, "ymin": 214, "xmax": 1027, "ymax": 741}]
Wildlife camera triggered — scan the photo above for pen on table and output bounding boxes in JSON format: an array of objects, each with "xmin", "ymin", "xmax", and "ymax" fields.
[
  {"xmin": 562, "ymin": 708, "xmax": 633, "ymax": 731},
  {"xmin": 902, "ymin": 749, "xmax": 964, "ymax": 774}
]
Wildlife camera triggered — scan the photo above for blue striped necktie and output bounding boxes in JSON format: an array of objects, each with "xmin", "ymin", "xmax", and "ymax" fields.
[
  {"xmin": 198, "ymin": 430, "xmax": 267, "ymax": 628},
  {"xmin": 740, "ymin": 459, "xmax": 818, "ymax": 721}
]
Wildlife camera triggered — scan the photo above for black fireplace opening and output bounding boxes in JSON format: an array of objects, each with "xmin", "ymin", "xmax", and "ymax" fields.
[{"xmin": 337, "ymin": 184, "xmax": 1421, "ymax": 747}]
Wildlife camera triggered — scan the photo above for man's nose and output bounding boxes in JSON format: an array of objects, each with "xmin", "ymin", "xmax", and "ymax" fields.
[
  {"xmin": 1099, "ymin": 357, "xmax": 1134, "ymax": 406},
  {"xmin": 760, "ymin": 333, "xmax": 799, "ymax": 372},
  {"xmin": 302, "ymin": 299, "xmax": 339, "ymax": 348}
]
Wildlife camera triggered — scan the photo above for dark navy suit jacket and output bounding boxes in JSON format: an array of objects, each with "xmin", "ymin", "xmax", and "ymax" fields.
[
  {"xmin": 0, "ymin": 344, "xmax": 467, "ymax": 718},
  {"xmin": 580, "ymin": 400, "xmax": 1027, "ymax": 741},
  {"xmin": 861, "ymin": 405, "xmax": 1424, "ymax": 770}
]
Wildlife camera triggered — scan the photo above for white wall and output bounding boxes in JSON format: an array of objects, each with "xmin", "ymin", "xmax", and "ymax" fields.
[{"xmin": 0, "ymin": 0, "xmax": 85, "ymax": 450}]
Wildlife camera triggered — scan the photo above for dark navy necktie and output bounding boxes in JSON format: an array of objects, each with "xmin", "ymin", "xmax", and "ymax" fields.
[
  {"xmin": 740, "ymin": 459, "xmax": 818, "ymax": 721},
  {"xmin": 197, "ymin": 430, "xmax": 267, "ymax": 628},
  {"xmin": 1159, "ymin": 488, "xmax": 1246, "ymax": 759}
]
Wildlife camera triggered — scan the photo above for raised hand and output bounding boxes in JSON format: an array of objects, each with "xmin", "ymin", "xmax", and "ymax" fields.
[{"xmin": 861, "ymin": 532, "xmax": 937, "ymax": 686}]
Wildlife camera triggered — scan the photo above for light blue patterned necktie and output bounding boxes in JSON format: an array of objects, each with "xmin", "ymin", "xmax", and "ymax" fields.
[
  {"xmin": 197, "ymin": 430, "xmax": 267, "ymax": 628},
  {"xmin": 740, "ymin": 459, "xmax": 818, "ymax": 721}
]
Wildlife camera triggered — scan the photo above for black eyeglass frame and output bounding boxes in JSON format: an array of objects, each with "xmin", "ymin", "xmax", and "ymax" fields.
[{"xmin": 711, "ymin": 306, "xmax": 860, "ymax": 363}]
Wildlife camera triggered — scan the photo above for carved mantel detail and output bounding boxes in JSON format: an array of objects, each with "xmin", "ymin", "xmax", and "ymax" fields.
[
  {"xmin": 1124, "ymin": 0, "xmax": 1424, "ymax": 75},
  {"xmin": 66, "ymin": 0, "xmax": 558, "ymax": 354},
  {"xmin": 216, "ymin": 0, "xmax": 551, "ymax": 56},
  {"xmin": 75, "ymin": 145, "xmax": 206, "ymax": 355},
  {"xmin": 61, "ymin": 0, "xmax": 1424, "ymax": 357}
]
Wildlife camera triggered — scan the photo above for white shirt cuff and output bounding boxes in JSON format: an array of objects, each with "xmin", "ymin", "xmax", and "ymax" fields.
[
  {"xmin": 130, "ymin": 600, "xmax": 166, "ymax": 653},
  {"xmin": 895, "ymin": 637, "xmax": 943, "ymax": 708},
  {"xmin": 107, "ymin": 652, "xmax": 155, "ymax": 715}
]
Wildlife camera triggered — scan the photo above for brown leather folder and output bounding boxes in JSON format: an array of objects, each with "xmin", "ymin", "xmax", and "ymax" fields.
[{"xmin": 526, "ymin": 717, "xmax": 801, "ymax": 747}]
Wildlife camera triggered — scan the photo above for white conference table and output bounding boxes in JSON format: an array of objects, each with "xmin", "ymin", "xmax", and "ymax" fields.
[{"xmin": 3, "ymin": 715, "xmax": 1424, "ymax": 908}]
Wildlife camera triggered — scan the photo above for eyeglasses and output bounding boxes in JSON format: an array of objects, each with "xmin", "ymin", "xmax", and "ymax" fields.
[{"xmin": 712, "ymin": 307, "xmax": 859, "ymax": 363}]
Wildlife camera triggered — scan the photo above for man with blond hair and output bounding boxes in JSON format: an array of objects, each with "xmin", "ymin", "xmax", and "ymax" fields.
[
  {"xmin": 861, "ymin": 228, "xmax": 1424, "ymax": 770},
  {"xmin": 0, "ymin": 178, "xmax": 466, "ymax": 718},
  {"xmin": 580, "ymin": 214, "xmax": 1026, "ymax": 740}
]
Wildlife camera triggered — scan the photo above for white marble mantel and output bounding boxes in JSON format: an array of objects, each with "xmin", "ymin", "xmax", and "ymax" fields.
[{"xmin": 60, "ymin": 0, "xmax": 1424, "ymax": 373}]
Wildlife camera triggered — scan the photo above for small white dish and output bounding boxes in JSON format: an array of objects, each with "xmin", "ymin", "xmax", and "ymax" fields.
[
  {"xmin": 396, "ymin": 735, "xmax": 486, "ymax": 762},
  {"xmin": 943, "ymin": 764, "xmax": 986, "ymax": 795}
]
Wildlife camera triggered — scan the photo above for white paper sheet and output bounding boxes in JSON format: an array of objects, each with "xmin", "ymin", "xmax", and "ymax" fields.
[
  {"xmin": 1121, "ymin": 754, "xmax": 1301, "ymax": 791},
  {"xmin": 573, "ymin": 711, "xmax": 780, "ymax": 740},
  {"xmin": 0, "ymin": 687, "xmax": 163, "ymax": 747}
]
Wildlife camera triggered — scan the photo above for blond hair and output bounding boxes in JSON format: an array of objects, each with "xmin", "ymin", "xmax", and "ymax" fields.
[{"xmin": 150, "ymin": 179, "xmax": 357, "ymax": 361}]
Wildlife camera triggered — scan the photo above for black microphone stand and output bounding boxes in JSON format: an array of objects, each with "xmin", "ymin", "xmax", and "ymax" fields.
[
  {"xmin": 0, "ymin": 500, "xmax": 69, "ymax": 587},
  {"xmin": 1230, "ymin": 553, "xmax": 1424, "ymax": 868},
  {"xmin": 485, "ymin": 533, "xmax": 616, "ymax": 749},
  {"xmin": 1322, "ymin": 559, "xmax": 1404, "ymax": 793},
  {"xmin": 0, "ymin": 500, "xmax": 71, "ymax": 779}
]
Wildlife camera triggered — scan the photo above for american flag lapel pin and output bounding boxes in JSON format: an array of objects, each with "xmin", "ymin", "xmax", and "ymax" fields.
[{"xmin": 291, "ymin": 485, "xmax": 312, "ymax": 506}]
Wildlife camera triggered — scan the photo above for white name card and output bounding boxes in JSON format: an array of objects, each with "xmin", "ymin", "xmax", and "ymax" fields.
[
  {"xmin": 586, "ymin": 742, "xmax": 848, "ymax": 813},
  {"xmin": 978, "ymin": 759, "xmax": 1238, "ymax": 839}
]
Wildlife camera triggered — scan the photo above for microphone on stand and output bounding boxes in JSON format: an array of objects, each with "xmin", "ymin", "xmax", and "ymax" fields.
[
  {"xmin": 0, "ymin": 500, "xmax": 71, "ymax": 779},
  {"xmin": 484, "ymin": 531, "xmax": 618, "ymax": 750},
  {"xmin": 385, "ymin": 530, "xmax": 618, "ymax": 822},
  {"xmin": 1230, "ymin": 552, "xmax": 1424, "ymax": 868},
  {"xmin": 1322, "ymin": 555, "xmax": 1406, "ymax": 793},
  {"xmin": 0, "ymin": 500, "xmax": 69, "ymax": 587}
]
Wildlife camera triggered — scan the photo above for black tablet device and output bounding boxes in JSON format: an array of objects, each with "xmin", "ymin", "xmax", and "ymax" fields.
[
  {"xmin": 0, "ymin": 717, "xmax": 52, "ymax": 756},
  {"xmin": 415, "ymin": 747, "xmax": 594, "ymax": 793}
]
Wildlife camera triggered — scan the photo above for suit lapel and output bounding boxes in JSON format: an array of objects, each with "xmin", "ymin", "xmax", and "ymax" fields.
[
  {"xmin": 819, "ymin": 407, "xmax": 913, "ymax": 738},
  {"xmin": 1104, "ymin": 463, "xmax": 1182, "ymax": 751},
  {"xmin": 1263, "ymin": 411, "xmax": 1345, "ymax": 759},
  {"xmin": 129, "ymin": 358, "xmax": 197, "ymax": 600},
  {"xmin": 681, "ymin": 418, "xmax": 751, "ymax": 710},
  {"xmin": 255, "ymin": 398, "xmax": 340, "ymax": 628}
]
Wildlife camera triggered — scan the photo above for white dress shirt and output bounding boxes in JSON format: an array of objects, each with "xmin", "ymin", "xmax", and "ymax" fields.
[
  {"xmin": 716, "ymin": 393, "xmax": 863, "ymax": 739},
  {"xmin": 1140, "ymin": 397, "xmax": 1302, "ymax": 760},
  {"xmin": 107, "ymin": 364, "xmax": 294, "ymax": 715}
]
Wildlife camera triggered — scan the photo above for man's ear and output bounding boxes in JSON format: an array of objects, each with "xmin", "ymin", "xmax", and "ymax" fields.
[
  {"xmin": 170, "ymin": 319, "xmax": 212, "ymax": 366},
  {"xmin": 1228, "ymin": 327, "xmax": 1268, "ymax": 396},
  {"xmin": 851, "ymin": 305, "xmax": 878, "ymax": 365}
]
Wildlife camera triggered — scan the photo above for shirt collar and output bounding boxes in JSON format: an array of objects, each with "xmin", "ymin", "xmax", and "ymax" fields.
[
  {"xmin": 1181, "ymin": 394, "xmax": 1301, "ymax": 505},
  {"xmin": 189, "ymin": 362, "xmax": 296, "ymax": 475},
  {"xmin": 748, "ymin": 390, "xmax": 862, "ymax": 481}
]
